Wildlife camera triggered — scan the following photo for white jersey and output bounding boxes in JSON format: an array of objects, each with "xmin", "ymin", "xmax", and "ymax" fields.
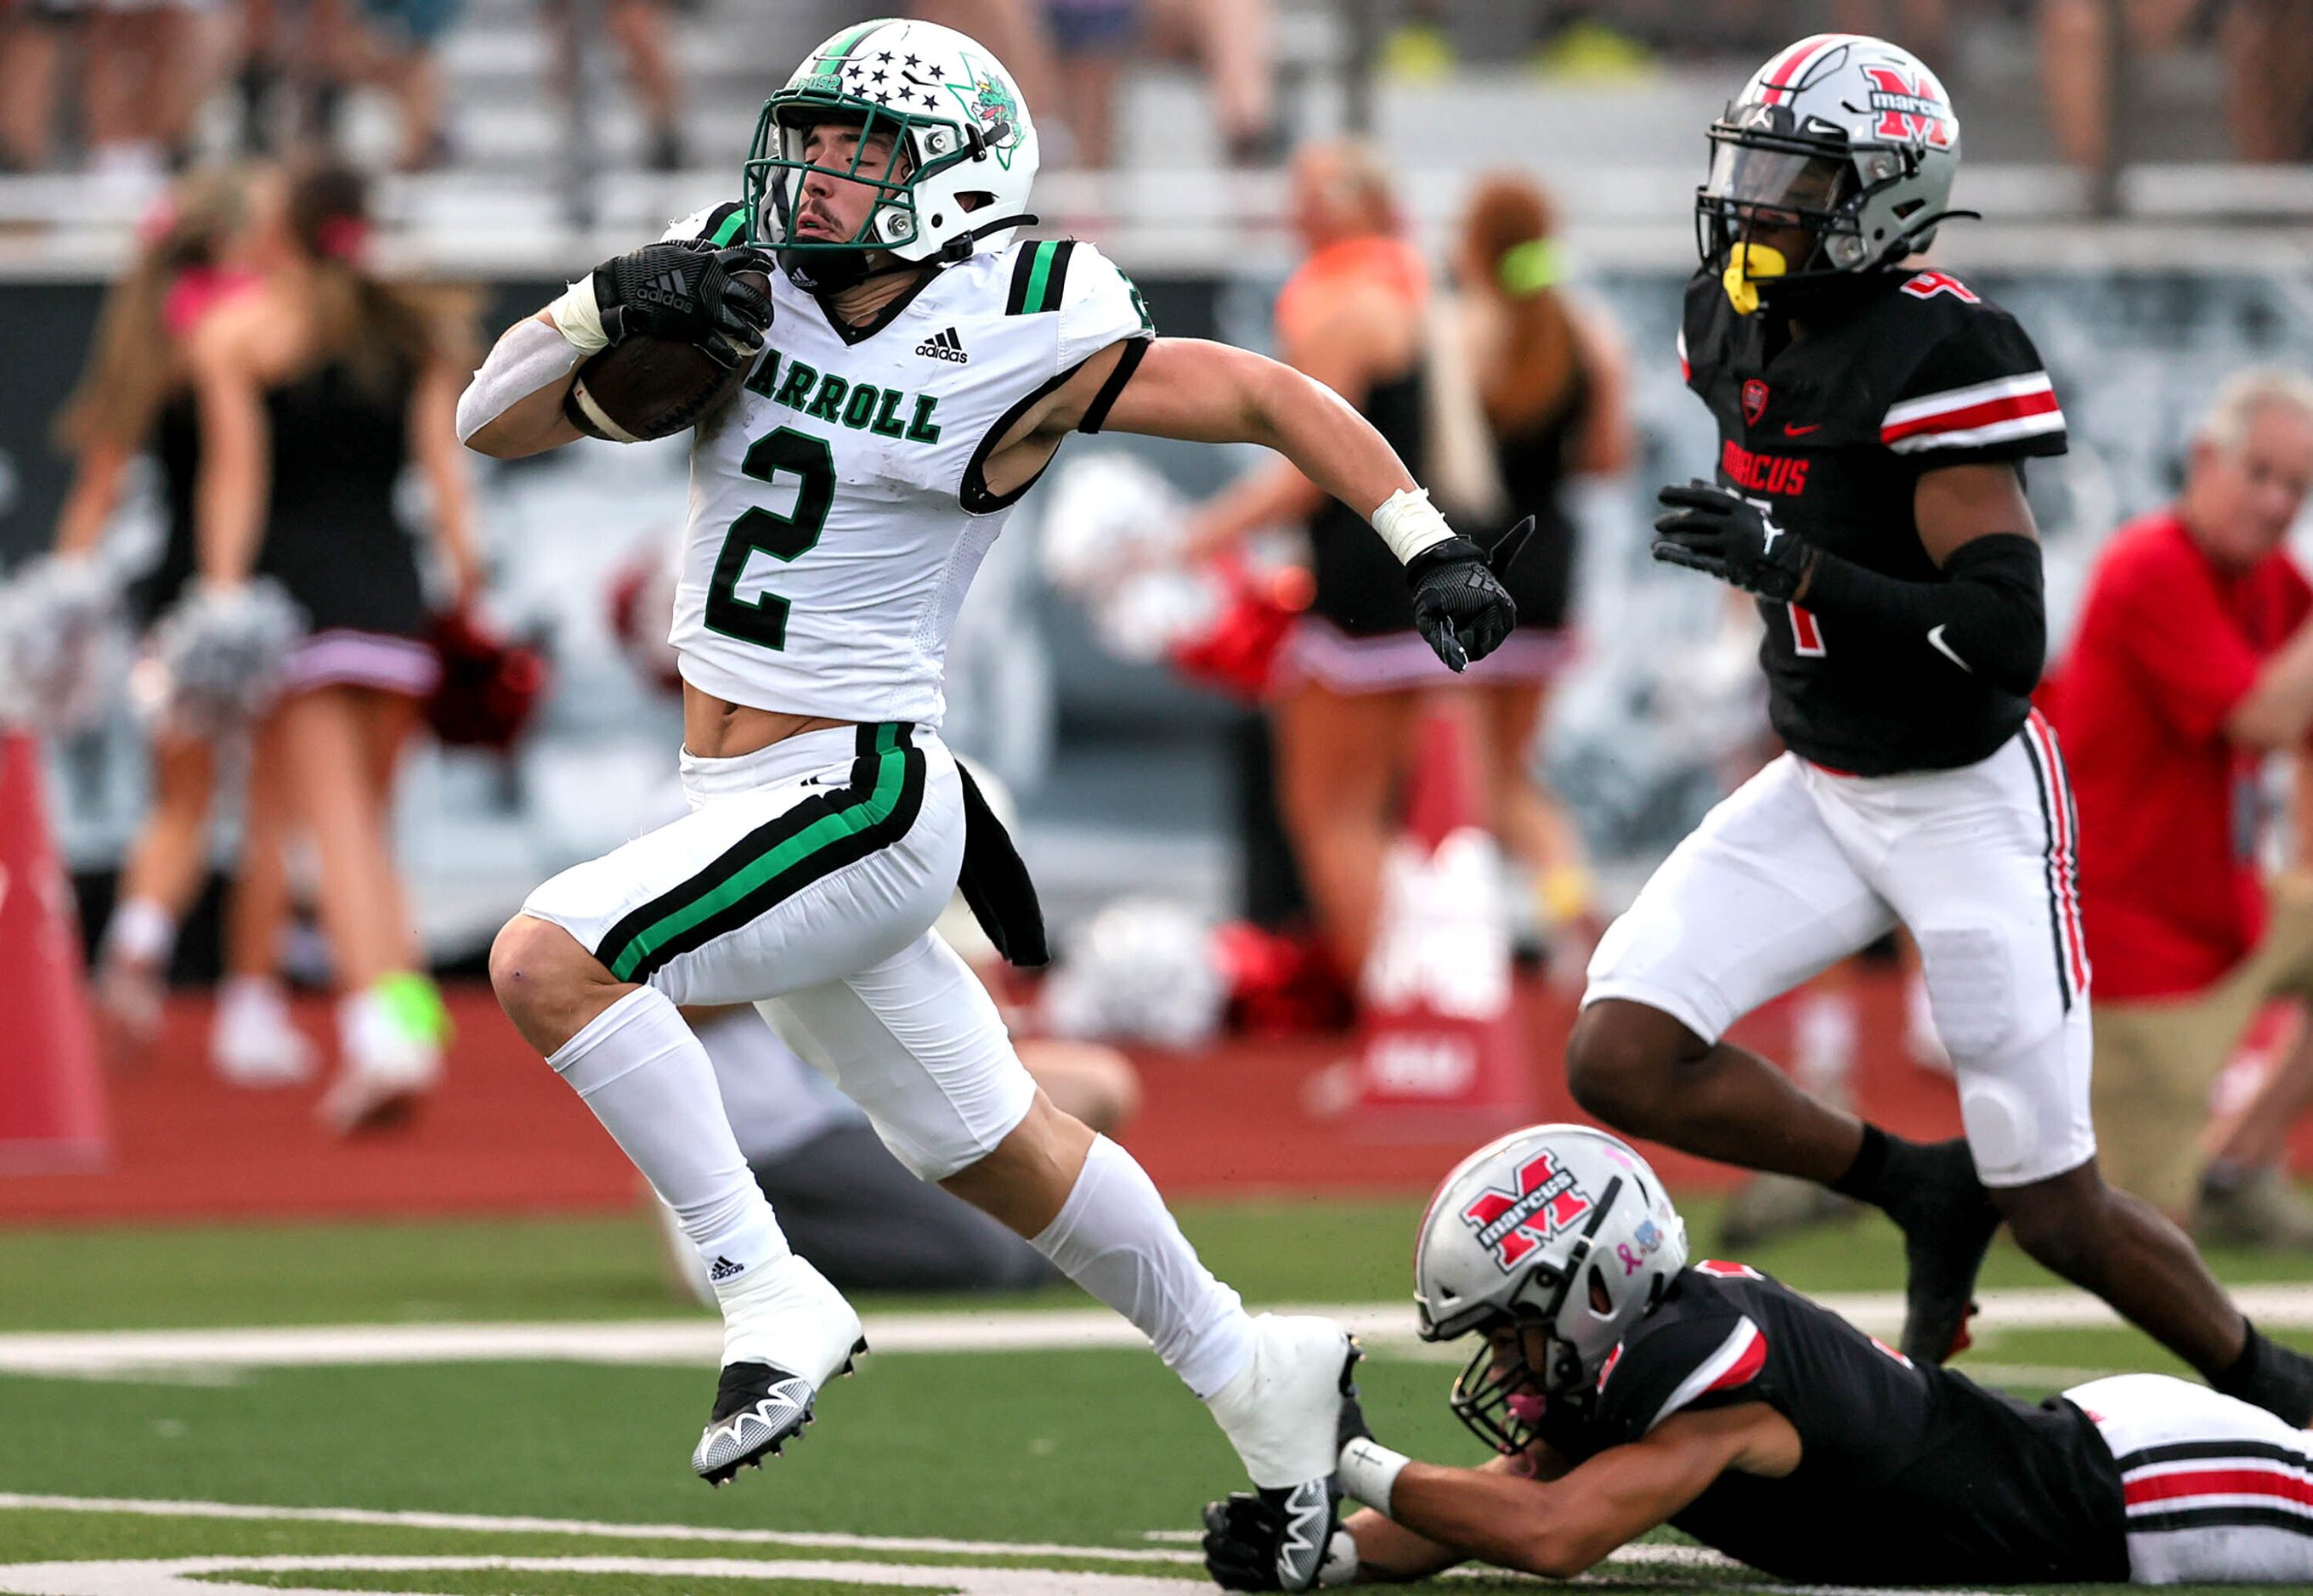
[{"xmin": 658, "ymin": 205, "xmax": 1153, "ymax": 727}]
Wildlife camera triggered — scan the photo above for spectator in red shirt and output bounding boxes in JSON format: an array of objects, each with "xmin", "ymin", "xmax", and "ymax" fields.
[{"xmin": 2056, "ymin": 366, "xmax": 2313, "ymax": 1238}]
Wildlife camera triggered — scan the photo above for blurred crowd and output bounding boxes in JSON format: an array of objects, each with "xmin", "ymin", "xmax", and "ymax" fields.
[
  {"xmin": 3, "ymin": 0, "xmax": 2309, "ymax": 184},
  {"xmin": 0, "ymin": 0, "xmax": 689, "ymax": 177}
]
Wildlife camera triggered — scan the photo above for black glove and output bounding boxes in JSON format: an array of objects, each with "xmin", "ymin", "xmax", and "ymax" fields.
[
  {"xmin": 1337, "ymin": 1392, "xmax": 1374, "ymax": 1455},
  {"xmin": 1651, "ymin": 481, "xmax": 1812, "ymax": 602},
  {"xmin": 591, "ymin": 242, "xmax": 774, "ymax": 363},
  {"xmin": 1406, "ymin": 514, "xmax": 1531, "ymax": 672},
  {"xmin": 1202, "ymin": 1493, "xmax": 1289, "ymax": 1592}
]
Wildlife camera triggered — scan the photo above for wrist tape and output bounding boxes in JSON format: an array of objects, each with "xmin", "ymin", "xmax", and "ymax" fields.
[
  {"xmin": 1338, "ymin": 1436, "xmax": 1410, "ymax": 1514},
  {"xmin": 547, "ymin": 274, "xmax": 609, "ymax": 355},
  {"xmin": 1371, "ymin": 487, "xmax": 1455, "ymax": 565}
]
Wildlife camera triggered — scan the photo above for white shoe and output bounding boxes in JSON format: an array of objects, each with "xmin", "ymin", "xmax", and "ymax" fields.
[
  {"xmin": 212, "ymin": 982, "xmax": 315, "ymax": 1087},
  {"xmin": 1204, "ymin": 1314, "xmax": 1360, "ymax": 1591},
  {"xmin": 320, "ymin": 1047, "xmax": 438, "ymax": 1134},
  {"xmin": 693, "ymin": 1254, "xmax": 865, "ymax": 1485},
  {"xmin": 321, "ymin": 982, "xmax": 444, "ymax": 1135}
]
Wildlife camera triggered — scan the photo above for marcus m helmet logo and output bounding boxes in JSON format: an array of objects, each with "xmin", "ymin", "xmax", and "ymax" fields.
[{"xmin": 1460, "ymin": 1151, "xmax": 1594, "ymax": 1271}]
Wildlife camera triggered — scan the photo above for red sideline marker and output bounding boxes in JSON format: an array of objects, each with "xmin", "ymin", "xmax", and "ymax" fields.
[{"xmin": 0, "ymin": 733, "xmax": 108, "ymax": 1172}]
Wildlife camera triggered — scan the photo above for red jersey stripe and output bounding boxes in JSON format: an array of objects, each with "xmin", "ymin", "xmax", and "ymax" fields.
[
  {"xmin": 1705, "ymin": 1324, "xmax": 1769, "ymax": 1392},
  {"xmin": 2125, "ymin": 1466, "xmax": 2313, "ymax": 1509},
  {"xmin": 1881, "ymin": 388, "xmax": 2063, "ymax": 445}
]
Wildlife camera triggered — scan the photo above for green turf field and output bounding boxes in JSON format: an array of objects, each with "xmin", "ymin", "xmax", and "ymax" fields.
[{"xmin": 3, "ymin": 1196, "xmax": 2310, "ymax": 1593}]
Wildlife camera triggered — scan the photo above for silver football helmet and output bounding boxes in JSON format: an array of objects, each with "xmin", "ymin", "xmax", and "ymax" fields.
[
  {"xmin": 1415, "ymin": 1124, "xmax": 1687, "ymax": 1452},
  {"xmin": 1699, "ymin": 33, "xmax": 1968, "ymax": 311}
]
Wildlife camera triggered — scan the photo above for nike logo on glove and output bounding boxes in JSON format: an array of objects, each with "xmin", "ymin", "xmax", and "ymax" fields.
[{"xmin": 1926, "ymin": 624, "xmax": 1972, "ymax": 673}]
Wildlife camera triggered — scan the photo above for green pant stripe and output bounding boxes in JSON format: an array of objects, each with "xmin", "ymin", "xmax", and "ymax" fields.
[{"xmin": 605, "ymin": 743, "xmax": 908, "ymax": 982}]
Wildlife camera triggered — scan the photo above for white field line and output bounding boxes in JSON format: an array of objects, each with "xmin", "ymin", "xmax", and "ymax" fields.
[
  {"xmin": 8, "ymin": 1285, "xmax": 2313, "ymax": 1377},
  {"xmin": 0, "ymin": 1495, "xmax": 1196, "ymax": 1565},
  {"xmin": 0, "ymin": 1554, "xmax": 2009, "ymax": 1596},
  {"xmin": 0, "ymin": 1554, "xmax": 1192, "ymax": 1596},
  {"xmin": 0, "ymin": 1499, "xmax": 2008, "ymax": 1593},
  {"xmin": 0, "ymin": 1497, "xmax": 1737, "ymax": 1576}
]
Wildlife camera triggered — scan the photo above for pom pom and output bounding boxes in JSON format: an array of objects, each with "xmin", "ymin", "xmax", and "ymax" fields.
[
  {"xmin": 144, "ymin": 580, "xmax": 305, "ymax": 736},
  {"xmin": 1038, "ymin": 897, "xmax": 1226, "ymax": 1050},
  {"xmin": 0, "ymin": 556, "xmax": 130, "ymax": 733}
]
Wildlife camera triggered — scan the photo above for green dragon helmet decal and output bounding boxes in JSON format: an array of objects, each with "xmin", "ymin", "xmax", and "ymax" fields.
[{"xmin": 746, "ymin": 18, "xmax": 1040, "ymax": 291}]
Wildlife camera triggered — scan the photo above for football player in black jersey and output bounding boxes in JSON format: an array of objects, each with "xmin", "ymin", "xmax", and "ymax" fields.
[
  {"xmin": 1558, "ymin": 32, "xmax": 2313, "ymax": 1429},
  {"xmin": 1203, "ymin": 1126, "xmax": 2313, "ymax": 1589}
]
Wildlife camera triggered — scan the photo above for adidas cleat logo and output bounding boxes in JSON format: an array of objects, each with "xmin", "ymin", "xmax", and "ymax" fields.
[
  {"xmin": 707, "ymin": 1254, "xmax": 743, "ymax": 1282},
  {"xmin": 915, "ymin": 326, "xmax": 969, "ymax": 363}
]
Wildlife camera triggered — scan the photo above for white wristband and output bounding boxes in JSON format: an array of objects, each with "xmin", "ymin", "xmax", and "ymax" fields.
[
  {"xmin": 1371, "ymin": 487, "xmax": 1456, "ymax": 566},
  {"xmin": 1337, "ymin": 1436, "xmax": 1410, "ymax": 1514},
  {"xmin": 547, "ymin": 274, "xmax": 609, "ymax": 355}
]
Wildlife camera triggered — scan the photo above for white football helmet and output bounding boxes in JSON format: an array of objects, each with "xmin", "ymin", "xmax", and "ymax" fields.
[
  {"xmin": 745, "ymin": 17, "xmax": 1039, "ymax": 289},
  {"xmin": 1414, "ymin": 1124, "xmax": 1687, "ymax": 1452},
  {"xmin": 1699, "ymin": 33, "xmax": 1967, "ymax": 309}
]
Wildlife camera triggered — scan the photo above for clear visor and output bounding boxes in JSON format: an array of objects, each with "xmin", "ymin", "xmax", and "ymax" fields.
[{"xmin": 1705, "ymin": 141, "xmax": 1854, "ymax": 220}]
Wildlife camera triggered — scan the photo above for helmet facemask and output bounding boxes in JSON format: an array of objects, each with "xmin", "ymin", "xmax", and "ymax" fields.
[
  {"xmin": 744, "ymin": 97, "xmax": 1007, "ymax": 291},
  {"xmin": 1697, "ymin": 107, "xmax": 1933, "ymax": 312},
  {"xmin": 1448, "ymin": 1300, "xmax": 1585, "ymax": 1456}
]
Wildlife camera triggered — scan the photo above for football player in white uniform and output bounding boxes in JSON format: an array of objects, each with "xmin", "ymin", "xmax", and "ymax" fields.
[{"xmin": 455, "ymin": 18, "xmax": 1518, "ymax": 1588}]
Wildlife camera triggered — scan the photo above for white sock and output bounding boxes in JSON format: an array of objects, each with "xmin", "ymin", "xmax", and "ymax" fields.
[
  {"xmin": 105, "ymin": 898, "xmax": 175, "ymax": 967},
  {"xmin": 548, "ymin": 988, "xmax": 789, "ymax": 1281},
  {"xmin": 1031, "ymin": 1135, "xmax": 1253, "ymax": 1400}
]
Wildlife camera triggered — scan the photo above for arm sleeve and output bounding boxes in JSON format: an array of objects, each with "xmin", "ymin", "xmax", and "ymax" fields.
[
  {"xmin": 1801, "ymin": 532, "xmax": 2048, "ymax": 697},
  {"xmin": 1592, "ymin": 1310, "xmax": 1770, "ymax": 1446},
  {"xmin": 1880, "ymin": 300, "xmax": 2067, "ymax": 469},
  {"xmin": 2102, "ymin": 550, "xmax": 2266, "ymax": 742}
]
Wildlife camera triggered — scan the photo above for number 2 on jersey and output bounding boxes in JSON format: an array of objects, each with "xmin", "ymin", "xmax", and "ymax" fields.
[{"xmin": 705, "ymin": 427, "xmax": 835, "ymax": 650}]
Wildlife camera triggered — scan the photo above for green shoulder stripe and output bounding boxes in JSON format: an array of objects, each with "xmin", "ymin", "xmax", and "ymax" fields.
[
  {"xmin": 1004, "ymin": 240, "xmax": 1076, "ymax": 316},
  {"xmin": 707, "ymin": 206, "xmax": 749, "ymax": 247}
]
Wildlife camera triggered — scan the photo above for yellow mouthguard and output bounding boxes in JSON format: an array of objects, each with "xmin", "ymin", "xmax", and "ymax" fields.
[{"xmin": 1721, "ymin": 242, "xmax": 1788, "ymax": 315}]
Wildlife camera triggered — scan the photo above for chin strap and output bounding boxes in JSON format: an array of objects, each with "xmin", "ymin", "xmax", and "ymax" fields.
[{"xmin": 938, "ymin": 212, "xmax": 1040, "ymax": 263}]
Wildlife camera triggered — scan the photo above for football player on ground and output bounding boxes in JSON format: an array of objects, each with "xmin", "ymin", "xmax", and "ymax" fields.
[
  {"xmin": 1559, "ymin": 31, "xmax": 2313, "ymax": 1425},
  {"xmin": 454, "ymin": 18, "xmax": 1518, "ymax": 1588},
  {"xmin": 1204, "ymin": 1125, "xmax": 2313, "ymax": 1589}
]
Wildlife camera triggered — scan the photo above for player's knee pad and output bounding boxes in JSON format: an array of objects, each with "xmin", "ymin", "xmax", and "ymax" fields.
[{"xmin": 1955, "ymin": 1073, "xmax": 2041, "ymax": 1191}]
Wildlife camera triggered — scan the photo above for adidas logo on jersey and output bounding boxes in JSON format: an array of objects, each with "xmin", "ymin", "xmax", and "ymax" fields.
[
  {"xmin": 915, "ymin": 327, "xmax": 969, "ymax": 364},
  {"xmin": 708, "ymin": 1255, "xmax": 744, "ymax": 1282}
]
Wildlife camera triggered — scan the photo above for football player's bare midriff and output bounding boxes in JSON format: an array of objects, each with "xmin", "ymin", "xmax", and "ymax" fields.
[{"xmin": 681, "ymin": 682, "xmax": 851, "ymax": 758}]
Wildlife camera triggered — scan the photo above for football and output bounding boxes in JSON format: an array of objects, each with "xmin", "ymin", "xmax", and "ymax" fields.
[{"xmin": 562, "ymin": 268, "xmax": 770, "ymax": 444}]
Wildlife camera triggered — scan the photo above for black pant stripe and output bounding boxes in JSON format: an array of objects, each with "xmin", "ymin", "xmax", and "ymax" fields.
[
  {"xmin": 2118, "ymin": 1440, "xmax": 2313, "ymax": 1472},
  {"xmin": 2016, "ymin": 728, "xmax": 2074, "ymax": 1014},
  {"xmin": 592, "ymin": 724, "xmax": 924, "ymax": 983}
]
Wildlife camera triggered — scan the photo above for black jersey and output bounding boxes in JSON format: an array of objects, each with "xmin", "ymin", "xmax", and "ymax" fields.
[
  {"xmin": 1535, "ymin": 1262, "xmax": 2128, "ymax": 1585},
  {"xmin": 1679, "ymin": 267, "xmax": 2067, "ymax": 775}
]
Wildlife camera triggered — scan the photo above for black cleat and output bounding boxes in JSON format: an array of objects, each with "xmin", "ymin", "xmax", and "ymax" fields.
[
  {"xmin": 690, "ymin": 1338, "xmax": 865, "ymax": 1486},
  {"xmin": 1890, "ymin": 1138, "xmax": 2001, "ymax": 1365}
]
